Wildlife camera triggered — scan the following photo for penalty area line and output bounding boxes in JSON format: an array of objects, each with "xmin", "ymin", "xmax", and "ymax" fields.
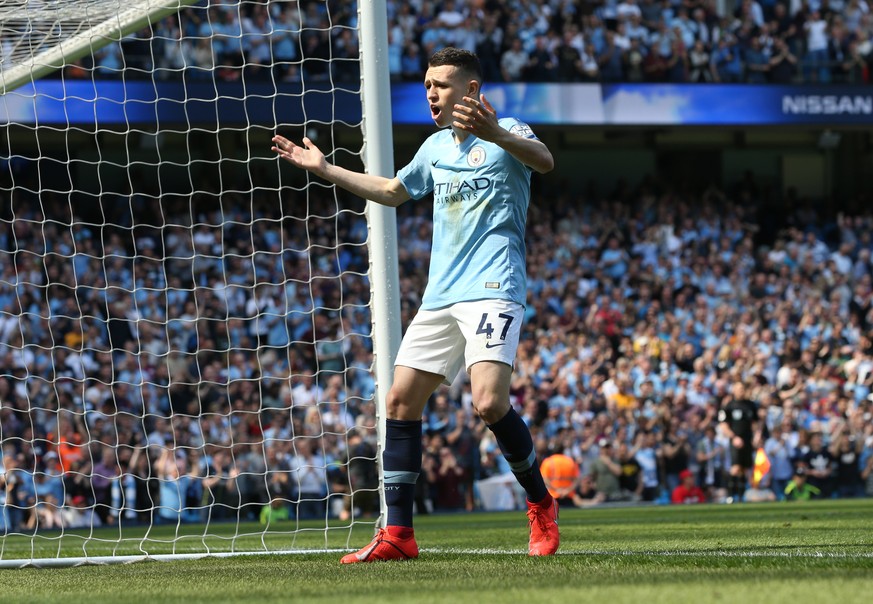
[{"xmin": 6, "ymin": 547, "xmax": 868, "ymax": 568}]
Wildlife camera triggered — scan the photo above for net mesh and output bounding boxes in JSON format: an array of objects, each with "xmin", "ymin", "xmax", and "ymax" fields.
[{"xmin": 0, "ymin": 0, "xmax": 381, "ymax": 565}]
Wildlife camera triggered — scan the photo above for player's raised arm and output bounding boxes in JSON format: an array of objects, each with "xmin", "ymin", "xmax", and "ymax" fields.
[
  {"xmin": 271, "ymin": 134, "xmax": 410, "ymax": 207},
  {"xmin": 451, "ymin": 93, "xmax": 554, "ymax": 174}
]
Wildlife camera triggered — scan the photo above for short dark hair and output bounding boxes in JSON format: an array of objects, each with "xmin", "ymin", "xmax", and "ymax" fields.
[{"xmin": 428, "ymin": 47, "xmax": 483, "ymax": 82}]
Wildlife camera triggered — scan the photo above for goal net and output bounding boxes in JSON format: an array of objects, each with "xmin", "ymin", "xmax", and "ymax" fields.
[{"xmin": 0, "ymin": 0, "xmax": 399, "ymax": 568}]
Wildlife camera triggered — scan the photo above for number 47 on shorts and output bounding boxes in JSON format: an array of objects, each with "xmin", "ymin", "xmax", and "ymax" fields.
[{"xmin": 477, "ymin": 312, "xmax": 514, "ymax": 345}]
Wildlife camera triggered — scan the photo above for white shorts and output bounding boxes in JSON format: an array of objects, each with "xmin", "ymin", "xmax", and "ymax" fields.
[{"xmin": 395, "ymin": 300, "xmax": 523, "ymax": 383}]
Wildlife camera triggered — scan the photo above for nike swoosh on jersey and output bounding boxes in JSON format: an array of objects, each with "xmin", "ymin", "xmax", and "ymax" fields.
[{"xmin": 485, "ymin": 342, "xmax": 506, "ymax": 348}]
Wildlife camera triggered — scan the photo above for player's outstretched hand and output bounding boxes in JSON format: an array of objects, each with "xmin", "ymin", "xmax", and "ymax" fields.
[
  {"xmin": 271, "ymin": 135, "xmax": 327, "ymax": 175},
  {"xmin": 452, "ymin": 93, "xmax": 502, "ymax": 141}
]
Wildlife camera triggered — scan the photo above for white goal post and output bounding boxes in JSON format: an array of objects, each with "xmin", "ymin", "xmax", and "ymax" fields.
[{"xmin": 0, "ymin": 0, "xmax": 400, "ymax": 568}]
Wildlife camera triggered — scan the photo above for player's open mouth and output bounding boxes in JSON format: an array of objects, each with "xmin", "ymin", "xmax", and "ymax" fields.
[{"xmin": 430, "ymin": 104, "xmax": 440, "ymax": 119}]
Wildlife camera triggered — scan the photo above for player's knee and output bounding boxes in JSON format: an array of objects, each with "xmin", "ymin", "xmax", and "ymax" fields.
[
  {"xmin": 472, "ymin": 392, "xmax": 508, "ymax": 424},
  {"xmin": 385, "ymin": 386, "xmax": 417, "ymax": 420},
  {"xmin": 384, "ymin": 387, "xmax": 404, "ymax": 419}
]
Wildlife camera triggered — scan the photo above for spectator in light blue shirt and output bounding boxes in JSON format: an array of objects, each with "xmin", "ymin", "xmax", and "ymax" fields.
[
  {"xmin": 600, "ymin": 237, "xmax": 630, "ymax": 280},
  {"xmin": 744, "ymin": 37, "xmax": 770, "ymax": 83},
  {"xmin": 94, "ymin": 43, "xmax": 123, "ymax": 78},
  {"xmin": 712, "ymin": 36, "xmax": 743, "ymax": 82},
  {"xmin": 155, "ymin": 449, "xmax": 192, "ymax": 524}
]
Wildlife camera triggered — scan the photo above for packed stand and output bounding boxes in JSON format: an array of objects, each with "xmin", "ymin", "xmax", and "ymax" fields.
[
  {"xmin": 3, "ymin": 165, "xmax": 873, "ymax": 532},
  {"xmin": 34, "ymin": 0, "xmax": 873, "ymax": 85},
  {"xmin": 414, "ymin": 179, "xmax": 873, "ymax": 511},
  {"xmin": 0, "ymin": 183, "xmax": 379, "ymax": 532},
  {"xmin": 383, "ymin": 0, "xmax": 873, "ymax": 84}
]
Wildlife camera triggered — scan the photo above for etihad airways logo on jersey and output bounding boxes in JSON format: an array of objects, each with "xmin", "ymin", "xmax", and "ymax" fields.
[{"xmin": 434, "ymin": 178, "xmax": 491, "ymax": 205}]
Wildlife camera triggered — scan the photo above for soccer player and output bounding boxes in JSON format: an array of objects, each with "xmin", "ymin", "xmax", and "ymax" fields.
[
  {"xmin": 271, "ymin": 47, "xmax": 557, "ymax": 562},
  {"xmin": 718, "ymin": 381, "xmax": 761, "ymax": 503}
]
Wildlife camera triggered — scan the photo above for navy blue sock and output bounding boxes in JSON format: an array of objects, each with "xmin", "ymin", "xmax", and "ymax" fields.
[
  {"xmin": 731, "ymin": 475, "xmax": 745, "ymax": 499},
  {"xmin": 488, "ymin": 408, "xmax": 548, "ymax": 503},
  {"xmin": 383, "ymin": 419, "xmax": 422, "ymax": 528}
]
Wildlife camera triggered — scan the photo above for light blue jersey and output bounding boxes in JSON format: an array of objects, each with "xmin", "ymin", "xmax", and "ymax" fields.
[{"xmin": 398, "ymin": 117, "xmax": 536, "ymax": 310}]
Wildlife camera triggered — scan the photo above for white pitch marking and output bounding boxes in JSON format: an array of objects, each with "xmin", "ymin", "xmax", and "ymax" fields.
[{"xmin": 418, "ymin": 547, "xmax": 873, "ymax": 559}]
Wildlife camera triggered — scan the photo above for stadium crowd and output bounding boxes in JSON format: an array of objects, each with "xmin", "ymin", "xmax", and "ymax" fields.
[
  {"xmin": 2, "ymin": 164, "xmax": 873, "ymax": 533},
  {"xmin": 24, "ymin": 0, "xmax": 868, "ymax": 85}
]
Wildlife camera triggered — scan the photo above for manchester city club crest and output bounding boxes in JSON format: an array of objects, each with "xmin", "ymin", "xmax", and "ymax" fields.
[{"xmin": 468, "ymin": 145, "xmax": 486, "ymax": 167}]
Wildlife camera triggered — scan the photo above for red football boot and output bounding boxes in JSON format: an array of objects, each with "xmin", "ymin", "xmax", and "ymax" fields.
[
  {"xmin": 526, "ymin": 494, "xmax": 560, "ymax": 556},
  {"xmin": 340, "ymin": 528, "xmax": 419, "ymax": 564}
]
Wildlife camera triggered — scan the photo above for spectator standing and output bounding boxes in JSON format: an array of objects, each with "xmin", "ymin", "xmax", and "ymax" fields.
[
  {"xmin": 837, "ymin": 40, "xmax": 869, "ymax": 82},
  {"xmin": 769, "ymin": 37, "xmax": 799, "ymax": 82},
  {"xmin": 0, "ymin": 454, "xmax": 11, "ymax": 532},
  {"xmin": 289, "ymin": 439, "xmax": 328, "ymax": 519},
  {"xmin": 696, "ymin": 424, "xmax": 725, "ymax": 500},
  {"xmin": 401, "ymin": 43, "xmax": 424, "ymax": 81},
  {"xmin": 635, "ymin": 431, "xmax": 662, "ymax": 501},
  {"xmin": 802, "ymin": 431, "xmax": 835, "ymax": 497},
  {"xmin": 154, "ymin": 448, "xmax": 191, "ymax": 524},
  {"xmin": 241, "ymin": 5, "xmax": 272, "ymax": 78},
  {"xmin": 804, "ymin": 10, "xmax": 831, "ymax": 82},
  {"xmin": 662, "ymin": 424, "xmax": 692, "ymax": 494},
  {"xmin": 626, "ymin": 13, "xmax": 651, "ymax": 43},
  {"xmin": 500, "ymin": 38, "xmax": 529, "ymax": 81},
  {"xmin": 764, "ymin": 424, "xmax": 796, "ymax": 499},
  {"xmin": 688, "ymin": 39, "xmax": 715, "ymax": 81},
  {"xmin": 832, "ymin": 431, "xmax": 863, "ymax": 497},
  {"xmin": 671, "ymin": 8, "xmax": 697, "ymax": 48},
  {"xmin": 555, "ymin": 32, "xmax": 585, "ymax": 81},
  {"xmin": 665, "ymin": 37, "xmax": 689, "ymax": 81},
  {"xmin": 474, "ymin": 13, "xmax": 503, "ymax": 82},
  {"xmin": 738, "ymin": 0, "xmax": 766, "ymax": 27},
  {"xmin": 90, "ymin": 447, "xmax": 121, "ymax": 524},
  {"xmin": 525, "ymin": 36, "xmax": 558, "ymax": 81},
  {"xmin": 862, "ymin": 450, "xmax": 873, "ymax": 497},
  {"xmin": 844, "ymin": 0, "xmax": 870, "ymax": 32},
  {"xmin": 271, "ymin": 4, "xmax": 301, "ymax": 81},
  {"xmin": 618, "ymin": 0, "xmax": 645, "ymax": 22},
  {"xmin": 342, "ymin": 431, "xmax": 379, "ymax": 519},
  {"xmin": 692, "ymin": 8, "xmax": 716, "ymax": 48},
  {"xmin": 624, "ymin": 38, "xmax": 648, "ymax": 81},
  {"xmin": 202, "ymin": 448, "xmax": 240, "ymax": 520},
  {"xmin": 712, "ymin": 35, "xmax": 744, "ymax": 81},
  {"xmin": 598, "ymin": 32, "xmax": 626, "ymax": 81},
  {"xmin": 429, "ymin": 446, "xmax": 466, "ymax": 511},
  {"xmin": 616, "ymin": 441, "xmax": 644, "ymax": 499},
  {"xmin": 445, "ymin": 409, "xmax": 480, "ymax": 512},
  {"xmin": 744, "ymin": 37, "xmax": 772, "ymax": 82},
  {"xmin": 580, "ymin": 44, "xmax": 602, "ymax": 81}
]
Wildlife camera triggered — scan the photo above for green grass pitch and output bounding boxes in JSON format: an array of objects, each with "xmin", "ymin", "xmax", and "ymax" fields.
[{"xmin": 2, "ymin": 499, "xmax": 871, "ymax": 603}]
